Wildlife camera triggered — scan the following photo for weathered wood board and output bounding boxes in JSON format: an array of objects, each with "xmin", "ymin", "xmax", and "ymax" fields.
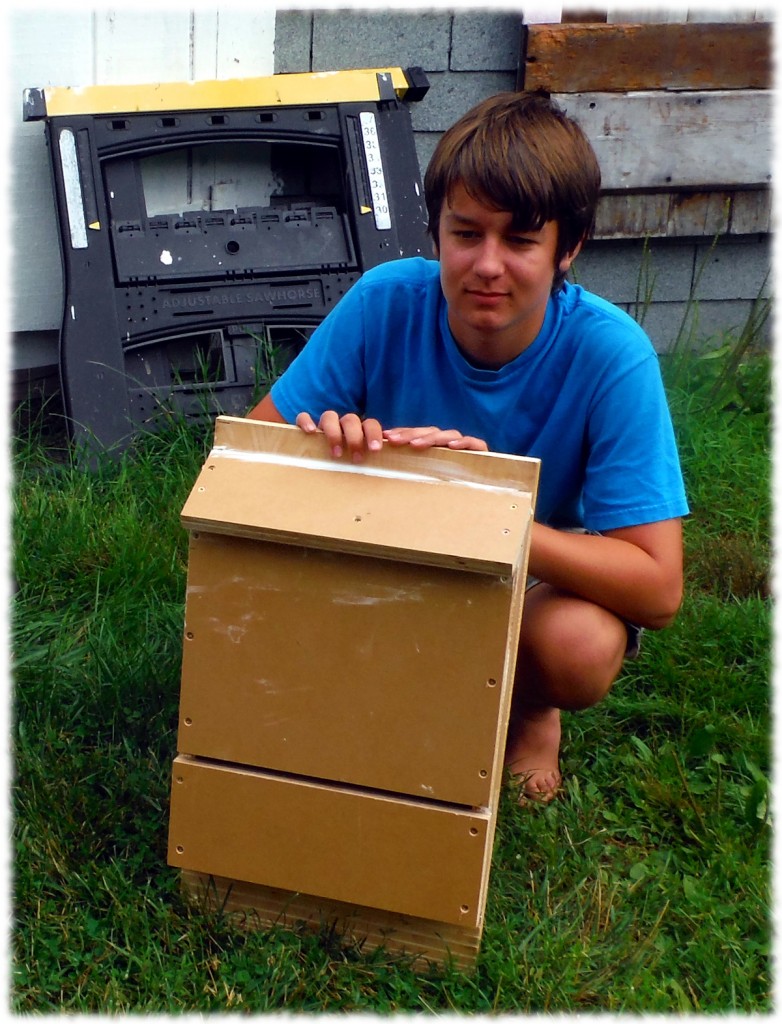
[
  {"xmin": 593, "ymin": 189, "xmax": 771, "ymax": 239},
  {"xmin": 521, "ymin": 21, "xmax": 772, "ymax": 93},
  {"xmin": 169, "ymin": 756, "xmax": 492, "ymax": 928},
  {"xmin": 730, "ymin": 189, "xmax": 773, "ymax": 235},
  {"xmin": 558, "ymin": 91, "xmax": 772, "ymax": 192},
  {"xmin": 518, "ymin": 19, "xmax": 772, "ymax": 240}
]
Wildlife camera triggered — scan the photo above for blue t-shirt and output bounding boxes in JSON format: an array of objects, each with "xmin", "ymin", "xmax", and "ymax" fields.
[{"xmin": 271, "ymin": 258, "xmax": 689, "ymax": 531}]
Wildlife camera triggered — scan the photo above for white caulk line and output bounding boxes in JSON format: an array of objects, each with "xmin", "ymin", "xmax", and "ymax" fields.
[{"xmin": 207, "ymin": 445, "xmax": 531, "ymax": 497}]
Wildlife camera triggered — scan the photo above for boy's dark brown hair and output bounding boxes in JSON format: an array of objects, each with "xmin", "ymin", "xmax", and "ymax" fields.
[{"xmin": 424, "ymin": 91, "xmax": 601, "ymax": 290}]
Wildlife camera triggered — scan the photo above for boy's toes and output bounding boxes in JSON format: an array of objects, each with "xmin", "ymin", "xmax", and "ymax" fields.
[{"xmin": 508, "ymin": 763, "xmax": 561, "ymax": 805}]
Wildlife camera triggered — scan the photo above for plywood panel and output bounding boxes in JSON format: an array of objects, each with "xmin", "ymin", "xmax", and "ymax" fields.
[
  {"xmin": 181, "ymin": 419, "xmax": 538, "ymax": 574},
  {"xmin": 93, "ymin": 11, "xmax": 193, "ymax": 85},
  {"xmin": 522, "ymin": 22, "xmax": 771, "ymax": 92},
  {"xmin": 181, "ymin": 870, "xmax": 482, "ymax": 971},
  {"xmin": 168, "ymin": 757, "xmax": 491, "ymax": 927},
  {"xmin": 178, "ymin": 532, "xmax": 519, "ymax": 807},
  {"xmin": 191, "ymin": 10, "xmax": 275, "ymax": 80},
  {"xmin": 11, "ymin": 10, "xmax": 95, "ymax": 331},
  {"xmin": 559, "ymin": 91, "xmax": 772, "ymax": 191}
]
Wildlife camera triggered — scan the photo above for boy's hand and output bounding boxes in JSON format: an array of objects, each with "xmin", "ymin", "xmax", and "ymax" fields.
[
  {"xmin": 384, "ymin": 426, "xmax": 488, "ymax": 452},
  {"xmin": 295, "ymin": 412, "xmax": 489, "ymax": 460},
  {"xmin": 296, "ymin": 411, "xmax": 383, "ymax": 462}
]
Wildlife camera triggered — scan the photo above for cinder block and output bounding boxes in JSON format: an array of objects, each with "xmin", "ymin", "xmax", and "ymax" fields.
[
  {"xmin": 451, "ymin": 12, "xmax": 522, "ymax": 71},
  {"xmin": 311, "ymin": 10, "xmax": 451, "ymax": 72},
  {"xmin": 630, "ymin": 302, "xmax": 694, "ymax": 354},
  {"xmin": 411, "ymin": 70, "xmax": 517, "ymax": 132},
  {"xmin": 274, "ymin": 10, "xmax": 312, "ymax": 74},
  {"xmin": 633, "ymin": 298, "xmax": 770, "ymax": 353},
  {"xmin": 413, "ymin": 132, "xmax": 440, "ymax": 183},
  {"xmin": 693, "ymin": 237, "xmax": 771, "ymax": 301},
  {"xmin": 683, "ymin": 299, "xmax": 770, "ymax": 346},
  {"xmin": 572, "ymin": 240, "xmax": 696, "ymax": 304}
]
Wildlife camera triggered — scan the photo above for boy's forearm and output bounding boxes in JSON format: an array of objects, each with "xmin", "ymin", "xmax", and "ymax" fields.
[{"xmin": 527, "ymin": 520, "xmax": 683, "ymax": 630}]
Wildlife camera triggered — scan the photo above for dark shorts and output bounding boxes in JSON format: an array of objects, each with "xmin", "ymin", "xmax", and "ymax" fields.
[{"xmin": 524, "ymin": 528, "xmax": 644, "ymax": 661}]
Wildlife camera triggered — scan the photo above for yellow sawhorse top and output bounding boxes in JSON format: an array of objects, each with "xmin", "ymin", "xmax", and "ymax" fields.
[{"xmin": 26, "ymin": 67, "xmax": 419, "ymax": 118}]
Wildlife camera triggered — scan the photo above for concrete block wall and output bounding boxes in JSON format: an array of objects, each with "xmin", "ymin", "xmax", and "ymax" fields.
[
  {"xmin": 574, "ymin": 235, "xmax": 771, "ymax": 352},
  {"xmin": 275, "ymin": 9, "xmax": 771, "ymax": 354},
  {"xmin": 275, "ymin": 9, "xmax": 521, "ymax": 191}
]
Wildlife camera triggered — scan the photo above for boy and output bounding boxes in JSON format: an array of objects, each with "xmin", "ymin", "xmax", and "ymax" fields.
[{"xmin": 247, "ymin": 91, "xmax": 689, "ymax": 803}]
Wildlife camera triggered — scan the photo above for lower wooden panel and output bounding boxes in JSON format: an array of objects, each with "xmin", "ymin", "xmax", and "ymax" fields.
[
  {"xmin": 168, "ymin": 756, "xmax": 492, "ymax": 927},
  {"xmin": 181, "ymin": 870, "xmax": 482, "ymax": 972}
]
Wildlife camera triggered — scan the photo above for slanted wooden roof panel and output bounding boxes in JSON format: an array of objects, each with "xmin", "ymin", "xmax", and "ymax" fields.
[{"xmin": 180, "ymin": 418, "xmax": 539, "ymax": 575}]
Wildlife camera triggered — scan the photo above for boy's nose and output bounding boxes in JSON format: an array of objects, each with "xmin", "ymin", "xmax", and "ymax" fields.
[{"xmin": 473, "ymin": 237, "xmax": 504, "ymax": 278}]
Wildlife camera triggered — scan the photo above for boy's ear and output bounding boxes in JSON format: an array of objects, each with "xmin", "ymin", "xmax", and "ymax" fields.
[
  {"xmin": 559, "ymin": 239, "xmax": 583, "ymax": 273},
  {"xmin": 431, "ymin": 238, "xmax": 440, "ymax": 259}
]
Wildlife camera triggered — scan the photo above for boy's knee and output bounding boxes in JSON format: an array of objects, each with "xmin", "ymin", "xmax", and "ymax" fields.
[
  {"xmin": 560, "ymin": 651, "xmax": 618, "ymax": 708},
  {"xmin": 569, "ymin": 615, "xmax": 626, "ymax": 699},
  {"xmin": 536, "ymin": 637, "xmax": 620, "ymax": 710},
  {"xmin": 519, "ymin": 591, "xmax": 627, "ymax": 710}
]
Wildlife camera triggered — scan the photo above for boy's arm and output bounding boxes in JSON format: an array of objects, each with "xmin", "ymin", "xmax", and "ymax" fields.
[
  {"xmin": 528, "ymin": 518, "xmax": 683, "ymax": 631},
  {"xmin": 246, "ymin": 392, "xmax": 289, "ymax": 423}
]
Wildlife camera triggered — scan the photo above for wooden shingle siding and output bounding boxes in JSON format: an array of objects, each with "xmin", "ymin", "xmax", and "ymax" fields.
[{"xmin": 593, "ymin": 189, "xmax": 771, "ymax": 240}]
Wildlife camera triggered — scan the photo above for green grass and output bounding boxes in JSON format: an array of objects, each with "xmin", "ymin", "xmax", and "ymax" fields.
[{"xmin": 10, "ymin": 348, "xmax": 772, "ymax": 1012}]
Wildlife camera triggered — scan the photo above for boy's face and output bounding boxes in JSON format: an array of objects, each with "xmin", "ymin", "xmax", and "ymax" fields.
[{"xmin": 434, "ymin": 182, "xmax": 580, "ymax": 367}]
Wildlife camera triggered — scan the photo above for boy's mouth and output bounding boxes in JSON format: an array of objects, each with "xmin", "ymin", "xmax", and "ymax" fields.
[{"xmin": 467, "ymin": 289, "xmax": 508, "ymax": 303}]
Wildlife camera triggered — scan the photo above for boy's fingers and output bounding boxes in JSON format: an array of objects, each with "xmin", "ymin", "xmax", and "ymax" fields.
[
  {"xmin": 384, "ymin": 426, "xmax": 488, "ymax": 452},
  {"xmin": 409, "ymin": 428, "xmax": 459, "ymax": 447},
  {"xmin": 297, "ymin": 410, "xmax": 385, "ymax": 460},
  {"xmin": 295, "ymin": 411, "xmax": 318, "ymax": 433},
  {"xmin": 383, "ymin": 426, "xmax": 438, "ymax": 445},
  {"xmin": 339, "ymin": 413, "xmax": 374, "ymax": 461},
  {"xmin": 317, "ymin": 410, "xmax": 347, "ymax": 457},
  {"xmin": 447, "ymin": 435, "xmax": 489, "ymax": 452},
  {"xmin": 361, "ymin": 418, "xmax": 384, "ymax": 452}
]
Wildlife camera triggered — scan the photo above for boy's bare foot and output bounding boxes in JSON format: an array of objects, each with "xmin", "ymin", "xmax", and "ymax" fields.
[{"xmin": 505, "ymin": 705, "xmax": 562, "ymax": 803}]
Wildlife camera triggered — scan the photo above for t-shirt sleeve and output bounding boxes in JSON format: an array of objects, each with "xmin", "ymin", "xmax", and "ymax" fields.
[
  {"xmin": 269, "ymin": 279, "xmax": 368, "ymax": 423},
  {"xmin": 581, "ymin": 353, "xmax": 689, "ymax": 531}
]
